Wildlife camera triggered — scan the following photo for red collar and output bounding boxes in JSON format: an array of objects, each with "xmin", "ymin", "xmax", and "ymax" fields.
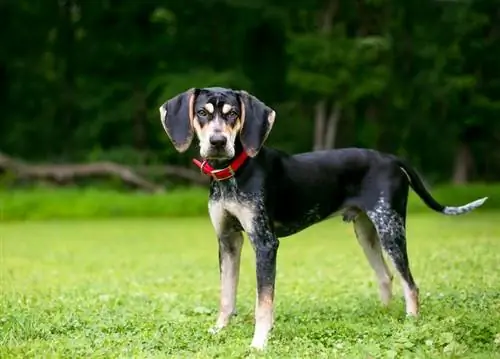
[{"xmin": 192, "ymin": 151, "xmax": 249, "ymax": 181}]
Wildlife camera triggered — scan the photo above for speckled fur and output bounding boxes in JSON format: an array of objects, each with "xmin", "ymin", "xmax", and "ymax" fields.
[
  {"xmin": 159, "ymin": 87, "xmax": 489, "ymax": 350},
  {"xmin": 367, "ymin": 195, "xmax": 419, "ymax": 315}
]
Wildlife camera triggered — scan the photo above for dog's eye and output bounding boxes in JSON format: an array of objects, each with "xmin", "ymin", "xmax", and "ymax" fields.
[
  {"xmin": 227, "ymin": 110, "xmax": 238, "ymax": 119},
  {"xmin": 197, "ymin": 109, "xmax": 208, "ymax": 117}
]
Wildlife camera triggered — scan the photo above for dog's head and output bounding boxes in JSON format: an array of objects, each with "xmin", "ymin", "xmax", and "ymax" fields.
[{"xmin": 159, "ymin": 87, "xmax": 275, "ymax": 160}]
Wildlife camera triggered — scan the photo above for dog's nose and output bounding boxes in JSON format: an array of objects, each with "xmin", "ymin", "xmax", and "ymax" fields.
[{"xmin": 209, "ymin": 134, "xmax": 227, "ymax": 148}]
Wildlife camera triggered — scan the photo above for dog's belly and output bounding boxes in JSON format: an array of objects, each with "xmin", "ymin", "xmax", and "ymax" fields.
[
  {"xmin": 273, "ymin": 221, "xmax": 312, "ymax": 237},
  {"xmin": 272, "ymin": 208, "xmax": 350, "ymax": 237},
  {"xmin": 272, "ymin": 211, "xmax": 340, "ymax": 238}
]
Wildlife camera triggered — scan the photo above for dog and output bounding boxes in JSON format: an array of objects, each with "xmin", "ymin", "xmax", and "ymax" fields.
[{"xmin": 159, "ymin": 87, "xmax": 488, "ymax": 350}]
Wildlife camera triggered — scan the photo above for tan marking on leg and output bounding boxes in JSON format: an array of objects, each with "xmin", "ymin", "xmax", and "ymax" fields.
[
  {"xmin": 250, "ymin": 287, "xmax": 274, "ymax": 350},
  {"xmin": 354, "ymin": 213, "xmax": 393, "ymax": 306},
  {"xmin": 402, "ymin": 281, "xmax": 419, "ymax": 316}
]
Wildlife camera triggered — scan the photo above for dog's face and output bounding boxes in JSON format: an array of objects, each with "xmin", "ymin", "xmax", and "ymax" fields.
[
  {"xmin": 159, "ymin": 87, "xmax": 275, "ymax": 160},
  {"xmin": 192, "ymin": 89, "xmax": 242, "ymax": 159}
]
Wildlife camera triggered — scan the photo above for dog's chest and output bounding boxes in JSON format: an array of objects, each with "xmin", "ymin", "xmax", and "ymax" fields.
[{"xmin": 208, "ymin": 180, "xmax": 262, "ymax": 234}]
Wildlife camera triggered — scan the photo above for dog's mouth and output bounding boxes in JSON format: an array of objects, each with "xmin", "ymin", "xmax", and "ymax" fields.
[
  {"xmin": 204, "ymin": 153, "xmax": 233, "ymax": 160},
  {"xmin": 202, "ymin": 147, "xmax": 234, "ymax": 160}
]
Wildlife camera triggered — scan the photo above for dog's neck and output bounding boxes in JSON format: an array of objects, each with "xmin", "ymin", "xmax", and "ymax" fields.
[{"xmin": 207, "ymin": 139, "xmax": 246, "ymax": 170}]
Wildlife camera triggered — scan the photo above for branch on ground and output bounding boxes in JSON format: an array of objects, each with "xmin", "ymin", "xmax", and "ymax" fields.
[{"xmin": 0, "ymin": 152, "xmax": 208, "ymax": 192}]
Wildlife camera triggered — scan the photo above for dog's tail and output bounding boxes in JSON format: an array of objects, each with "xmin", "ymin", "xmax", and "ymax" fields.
[{"xmin": 395, "ymin": 158, "xmax": 488, "ymax": 215}]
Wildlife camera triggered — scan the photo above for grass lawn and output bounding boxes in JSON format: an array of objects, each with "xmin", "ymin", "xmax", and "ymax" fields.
[{"xmin": 1, "ymin": 213, "xmax": 499, "ymax": 358}]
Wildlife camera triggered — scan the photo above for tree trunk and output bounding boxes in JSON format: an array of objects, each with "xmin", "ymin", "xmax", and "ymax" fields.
[
  {"xmin": 366, "ymin": 103, "xmax": 380, "ymax": 149},
  {"xmin": 324, "ymin": 102, "xmax": 341, "ymax": 149},
  {"xmin": 452, "ymin": 142, "xmax": 472, "ymax": 184},
  {"xmin": 312, "ymin": 0, "xmax": 339, "ymax": 151},
  {"xmin": 313, "ymin": 100, "xmax": 326, "ymax": 151}
]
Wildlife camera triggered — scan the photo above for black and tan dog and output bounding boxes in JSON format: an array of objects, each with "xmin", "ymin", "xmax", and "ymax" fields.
[{"xmin": 159, "ymin": 87, "xmax": 487, "ymax": 350}]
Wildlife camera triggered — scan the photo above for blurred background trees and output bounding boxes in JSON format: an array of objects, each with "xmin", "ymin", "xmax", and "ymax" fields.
[{"xmin": 1, "ymin": 0, "xmax": 499, "ymax": 187}]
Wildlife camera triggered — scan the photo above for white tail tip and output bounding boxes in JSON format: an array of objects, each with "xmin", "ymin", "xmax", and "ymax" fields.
[{"xmin": 443, "ymin": 197, "xmax": 488, "ymax": 215}]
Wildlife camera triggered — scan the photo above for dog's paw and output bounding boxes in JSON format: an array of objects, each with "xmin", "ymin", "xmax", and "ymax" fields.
[
  {"xmin": 250, "ymin": 338, "xmax": 267, "ymax": 351},
  {"xmin": 208, "ymin": 326, "xmax": 223, "ymax": 335},
  {"xmin": 250, "ymin": 344, "xmax": 266, "ymax": 351}
]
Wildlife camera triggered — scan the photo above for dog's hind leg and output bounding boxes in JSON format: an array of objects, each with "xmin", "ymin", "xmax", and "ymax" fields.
[
  {"xmin": 353, "ymin": 212, "xmax": 393, "ymax": 306},
  {"xmin": 367, "ymin": 197, "xmax": 419, "ymax": 316}
]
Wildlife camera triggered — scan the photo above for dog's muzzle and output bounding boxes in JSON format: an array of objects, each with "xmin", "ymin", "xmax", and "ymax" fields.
[
  {"xmin": 209, "ymin": 134, "xmax": 227, "ymax": 148},
  {"xmin": 202, "ymin": 133, "xmax": 233, "ymax": 159}
]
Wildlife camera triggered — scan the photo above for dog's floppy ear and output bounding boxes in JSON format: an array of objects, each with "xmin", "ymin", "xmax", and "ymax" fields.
[
  {"xmin": 159, "ymin": 88, "xmax": 198, "ymax": 153},
  {"xmin": 237, "ymin": 91, "xmax": 276, "ymax": 157}
]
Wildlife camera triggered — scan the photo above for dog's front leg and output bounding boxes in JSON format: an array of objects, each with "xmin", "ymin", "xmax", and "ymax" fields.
[
  {"xmin": 210, "ymin": 230, "xmax": 244, "ymax": 333},
  {"xmin": 248, "ymin": 225, "xmax": 279, "ymax": 350}
]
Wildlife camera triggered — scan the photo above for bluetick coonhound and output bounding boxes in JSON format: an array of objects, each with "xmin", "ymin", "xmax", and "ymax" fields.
[{"xmin": 159, "ymin": 87, "xmax": 488, "ymax": 350}]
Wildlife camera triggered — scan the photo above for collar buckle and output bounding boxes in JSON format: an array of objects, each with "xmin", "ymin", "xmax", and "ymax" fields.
[{"xmin": 210, "ymin": 166, "xmax": 234, "ymax": 181}]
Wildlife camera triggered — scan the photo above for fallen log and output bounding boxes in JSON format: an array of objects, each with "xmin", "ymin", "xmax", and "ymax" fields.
[{"xmin": 0, "ymin": 152, "xmax": 208, "ymax": 192}]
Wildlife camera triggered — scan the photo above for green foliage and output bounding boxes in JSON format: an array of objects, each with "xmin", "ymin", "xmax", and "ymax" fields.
[
  {"xmin": 287, "ymin": 32, "xmax": 390, "ymax": 102},
  {"xmin": 149, "ymin": 69, "xmax": 252, "ymax": 103},
  {"xmin": 2, "ymin": 215, "xmax": 500, "ymax": 357},
  {"xmin": 1, "ymin": 0, "xmax": 500, "ymax": 183},
  {"xmin": 0, "ymin": 184, "xmax": 497, "ymax": 221}
]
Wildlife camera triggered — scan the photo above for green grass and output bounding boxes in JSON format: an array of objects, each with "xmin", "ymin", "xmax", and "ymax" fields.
[
  {"xmin": 1, "ymin": 213, "xmax": 499, "ymax": 358},
  {"xmin": 0, "ymin": 182, "xmax": 497, "ymax": 221}
]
